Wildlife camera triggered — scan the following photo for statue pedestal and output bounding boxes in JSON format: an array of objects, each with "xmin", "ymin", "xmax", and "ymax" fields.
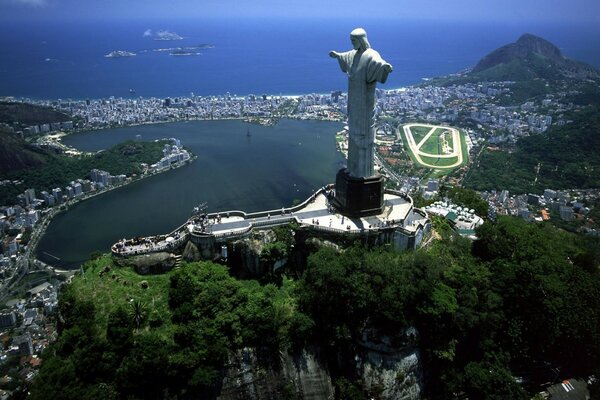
[{"xmin": 332, "ymin": 168, "xmax": 384, "ymax": 217}]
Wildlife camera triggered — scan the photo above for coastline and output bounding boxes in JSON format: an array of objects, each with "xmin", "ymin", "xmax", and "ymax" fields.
[
  {"xmin": 1, "ymin": 150, "xmax": 197, "ymax": 300},
  {"xmin": 29, "ymin": 118, "xmax": 345, "ymax": 272}
]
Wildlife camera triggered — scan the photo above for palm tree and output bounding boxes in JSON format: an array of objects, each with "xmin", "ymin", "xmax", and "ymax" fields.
[{"xmin": 129, "ymin": 299, "xmax": 147, "ymax": 331}]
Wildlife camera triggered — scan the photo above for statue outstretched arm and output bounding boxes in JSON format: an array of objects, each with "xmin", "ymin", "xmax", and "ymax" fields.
[{"xmin": 330, "ymin": 50, "xmax": 353, "ymax": 73}]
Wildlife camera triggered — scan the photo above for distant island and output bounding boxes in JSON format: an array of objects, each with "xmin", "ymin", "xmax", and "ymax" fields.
[
  {"xmin": 169, "ymin": 50, "xmax": 202, "ymax": 56},
  {"xmin": 169, "ymin": 49, "xmax": 200, "ymax": 56},
  {"xmin": 104, "ymin": 50, "xmax": 136, "ymax": 58},
  {"xmin": 154, "ymin": 30, "xmax": 183, "ymax": 41},
  {"xmin": 153, "ymin": 44, "xmax": 214, "ymax": 54}
]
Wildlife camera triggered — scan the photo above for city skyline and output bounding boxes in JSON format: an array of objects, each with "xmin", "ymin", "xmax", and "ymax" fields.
[{"xmin": 0, "ymin": 0, "xmax": 599, "ymax": 23}]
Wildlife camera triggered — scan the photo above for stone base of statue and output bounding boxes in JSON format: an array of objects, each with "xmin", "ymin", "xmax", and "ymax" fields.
[{"xmin": 332, "ymin": 168, "xmax": 384, "ymax": 217}]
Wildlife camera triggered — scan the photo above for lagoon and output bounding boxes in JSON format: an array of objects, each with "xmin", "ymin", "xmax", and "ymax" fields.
[{"xmin": 36, "ymin": 119, "xmax": 344, "ymax": 268}]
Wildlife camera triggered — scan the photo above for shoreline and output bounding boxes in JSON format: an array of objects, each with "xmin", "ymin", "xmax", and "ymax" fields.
[
  {"xmin": 53, "ymin": 115, "xmax": 344, "ymax": 144},
  {"xmin": 2, "ymin": 153, "xmax": 198, "ymax": 300},
  {"xmin": 1, "ymin": 87, "xmax": 413, "ymax": 106}
]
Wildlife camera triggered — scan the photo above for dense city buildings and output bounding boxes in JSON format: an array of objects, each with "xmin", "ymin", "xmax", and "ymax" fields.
[
  {"xmin": 1, "ymin": 78, "xmax": 595, "ymax": 271},
  {"xmin": 0, "ymin": 76, "xmax": 598, "ymax": 396}
]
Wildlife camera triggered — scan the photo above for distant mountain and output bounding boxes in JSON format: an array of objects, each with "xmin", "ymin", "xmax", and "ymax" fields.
[{"xmin": 470, "ymin": 33, "xmax": 599, "ymax": 81}]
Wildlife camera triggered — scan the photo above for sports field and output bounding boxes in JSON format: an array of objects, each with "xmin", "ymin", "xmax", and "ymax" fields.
[{"xmin": 402, "ymin": 123, "xmax": 466, "ymax": 169}]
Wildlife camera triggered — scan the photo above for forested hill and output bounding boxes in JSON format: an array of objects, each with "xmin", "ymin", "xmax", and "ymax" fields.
[
  {"xmin": 464, "ymin": 105, "xmax": 600, "ymax": 193},
  {"xmin": 0, "ymin": 101, "xmax": 73, "ymax": 175},
  {"xmin": 0, "ymin": 126, "xmax": 48, "ymax": 175},
  {"xmin": 0, "ymin": 140, "xmax": 168, "ymax": 205},
  {"xmin": 0, "ymin": 101, "xmax": 71, "ymax": 126},
  {"xmin": 470, "ymin": 33, "xmax": 599, "ymax": 81},
  {"xmin": 429, "ymin": 33, "xmax": 599, "ymax": 92},
  {"xmin": 28, "ymin": 216, "xmax": 600, "ymax": 399}
]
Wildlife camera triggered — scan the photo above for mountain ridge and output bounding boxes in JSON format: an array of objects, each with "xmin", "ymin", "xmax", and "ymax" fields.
[{"xmin": 471, "ymin": 33, "xmax": 599, "ymax": 80}]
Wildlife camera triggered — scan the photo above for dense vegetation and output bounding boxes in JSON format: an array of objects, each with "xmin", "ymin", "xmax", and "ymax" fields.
[
  {"xmin": 29, "ymin": 216, "xmax": 600, "ymax": 399},
  {"xmin": 0, "ymin": 101, "xmax": 71, "ymax": 126},
  {"xmin": 30, "ymin": 256, "xmax": 308, "ymax": 399},
  {"xmin": 0, "ymin": 127, "xmax": 48, "ymax": 175},
  {"xmin": 464, "ymin": 106, "xmax": 600, "ymax": 194},
  {"xmin": 0, "ymin": 140, "xmax": 168, "ymax": 205},
  {"xmin": 446, "ymin": 186, "xmax": 489, "ymax": 217}
]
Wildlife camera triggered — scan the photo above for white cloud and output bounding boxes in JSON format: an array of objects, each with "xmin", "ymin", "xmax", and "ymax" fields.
[{"xmin": 143, "ymin": 29, "xmax": 152, "ymax": 37}]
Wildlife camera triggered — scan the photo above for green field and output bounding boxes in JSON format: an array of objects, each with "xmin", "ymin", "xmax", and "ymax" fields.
[
  {"xmin": 410, "ymin": 125, "xmax": 432, "ymax": 143},
  {"xmin": 419, "ymin": 128, "xmax": 456, "ymax": 156},
  {"xmin": 75, "ymin": 255, "xmax": 174, "ymax": 339},
  {"xmin": 420, "ymin": 155, "xmax": 460, "ymax": 167},
  {"xmin": 402, "ymin": 127, "xmax": 420, "ymax": 164},
  {"xmin": 419, "ymin": 129, "xmax": 441, "ymax": 154}
]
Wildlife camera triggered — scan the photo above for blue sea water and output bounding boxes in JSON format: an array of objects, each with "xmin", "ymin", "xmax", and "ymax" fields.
[{"xmin": 0, "ymin": 18, "xmax": 599, "ymax": 100}]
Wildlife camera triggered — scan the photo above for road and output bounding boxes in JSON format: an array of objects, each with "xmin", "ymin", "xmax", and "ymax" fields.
[{"xmin": 374, "ymin": 152, "xmax": 403, "ymax": 186}]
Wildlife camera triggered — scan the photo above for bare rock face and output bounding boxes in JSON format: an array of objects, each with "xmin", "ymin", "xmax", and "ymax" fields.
[
  {"xmin": 218, "ymin": 348, "xmax": 334, "ymax": 400},
  {"xmin": 217, "ymin": 337, "xmax": 422, "ymax": 400},
  {"xmin": 357, "ymin": 327, "xmax": 423, "ymax": 400},
  {"xmin": 113, "ymin": 252, "xmax": 177, "ymax": 274},
  {"xmin": 359, "ymin": 350, "xmax": 422, "ymax": 400},
  {"xmin": 305, "ymin": 237, "xmax": 341, "ymax": 252},
  {"xmin": 182, "ymin": 240, "xmax": 202, "ymax": 261},
  {"xmin": 229, "ymin": 230, "xmax": 278, "ymax": 277}
]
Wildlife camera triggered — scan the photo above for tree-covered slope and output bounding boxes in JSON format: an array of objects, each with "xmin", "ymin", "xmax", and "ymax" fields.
[
  {"xmin": 464, "ymin": 106, "xmax": 600, "ymax": 193},
  {"xmin": 0, "ymin": 140, "xmax": 170, "ymax": 205},
  {"xmin": 29, "ymin": 216, "xmax": 600, "ymax": 399},
  {"xmin": 0, "ymin": 127, "xmax": 48, "ymax": 175},
  {"xmin": 0, "ymin": 101, "xmax": 71, "ymax": 126},
  {"xmin": 471, "ymin": 33, "xmax": 599, "ymax": 81}
]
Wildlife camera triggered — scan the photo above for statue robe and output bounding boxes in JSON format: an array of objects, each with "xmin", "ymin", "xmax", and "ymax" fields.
[{"xmin": 336, "ymin": 48, "xmax": 391, "ymax": 178}]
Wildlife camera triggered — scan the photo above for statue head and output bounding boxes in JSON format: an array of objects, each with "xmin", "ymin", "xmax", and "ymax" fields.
[{"xmin": 350, "ymin": 28, "xmax": 371, "ymax": 51}]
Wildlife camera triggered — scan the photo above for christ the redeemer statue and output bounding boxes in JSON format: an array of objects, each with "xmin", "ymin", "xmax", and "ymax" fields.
[
  {"xmin": 330, "ymin": 28, "xmax": 392, "ymax": 178},
  {"xmin": 329, "ymin": 28, "xmax": 392, "ymax": 217}
]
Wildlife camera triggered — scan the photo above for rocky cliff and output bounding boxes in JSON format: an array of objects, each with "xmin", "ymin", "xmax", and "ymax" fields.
[{"xmin": 218, "ymin": 348, "xmax": 334, "ymax": 400}]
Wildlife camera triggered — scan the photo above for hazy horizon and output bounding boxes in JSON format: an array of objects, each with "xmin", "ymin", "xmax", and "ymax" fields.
[{"xmin": 1, "ymin": 0, "xmax": 599, "ymax": 24}]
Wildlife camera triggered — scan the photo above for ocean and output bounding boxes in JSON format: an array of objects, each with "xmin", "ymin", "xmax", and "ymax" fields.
[{"xmin": 1, "ymin": 18, "xmax": 599, "ymax": 99}]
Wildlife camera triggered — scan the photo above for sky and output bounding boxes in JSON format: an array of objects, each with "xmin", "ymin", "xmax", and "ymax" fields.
[{"xmin": 0, "ymin": 0, "xmax": 599, "ymax": 23}]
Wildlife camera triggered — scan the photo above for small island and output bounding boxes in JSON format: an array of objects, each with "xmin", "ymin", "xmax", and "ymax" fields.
[
  {"xmin": 154, "ymin": 30, "xmax": 183, "ymax": 41},
  {"xmin": 154, "ymin": 44, "xmax": 213, "ymax": 54},
  {"xmin": 104, "ymin": 50, "xmax": 136, "ymax": 58},
  {"xmin": 169, "ymin": 49, "xmax": 200, "ymax": 56}
]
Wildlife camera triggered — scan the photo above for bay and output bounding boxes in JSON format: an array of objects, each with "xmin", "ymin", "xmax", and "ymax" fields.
[
  {"xmin": 1, "ymin": 18, "xmax": 599, "ymax": 99},
  {"xmin": 36, "ymin": 119, "xmax": 344, "ymax": 268}
]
